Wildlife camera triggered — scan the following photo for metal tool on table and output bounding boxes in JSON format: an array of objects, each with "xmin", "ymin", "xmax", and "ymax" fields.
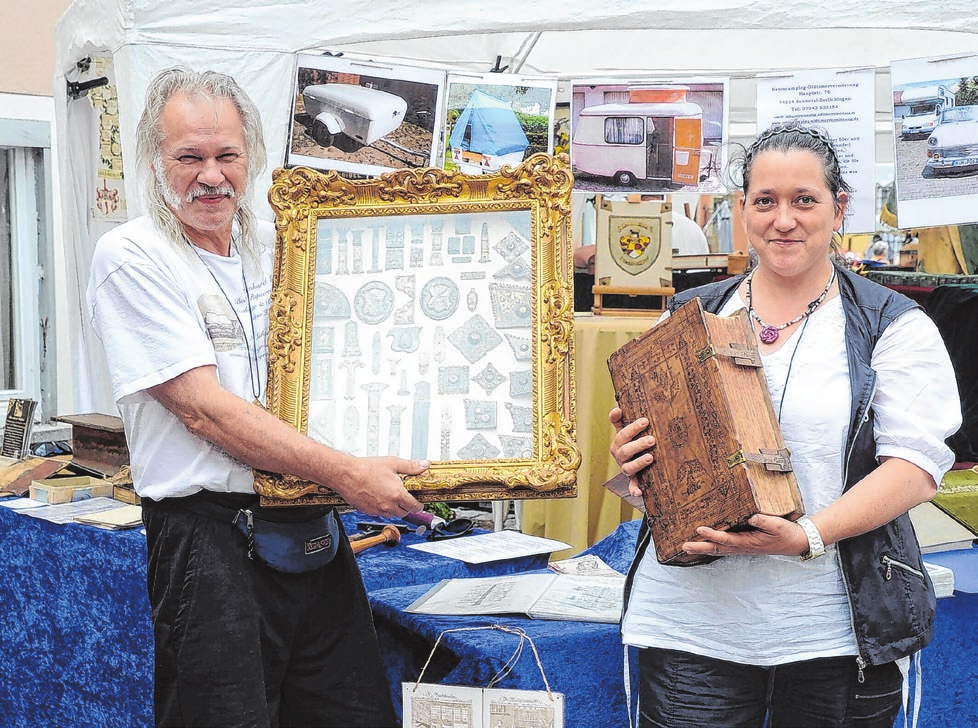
[{"xmin": 350, "ymin": 524, "xmax": 401, "ymax": 555}]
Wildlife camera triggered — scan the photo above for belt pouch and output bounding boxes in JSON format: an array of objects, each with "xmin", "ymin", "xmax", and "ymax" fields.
[{"xmin": 233, "ymin": 508, "xmax": 340, "ymax": 573}]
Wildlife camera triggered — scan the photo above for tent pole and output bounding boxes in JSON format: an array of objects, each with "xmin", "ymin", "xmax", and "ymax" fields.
[{"xmin": 509, "ymin": 31, "xmax": 542, "ymax": 74}]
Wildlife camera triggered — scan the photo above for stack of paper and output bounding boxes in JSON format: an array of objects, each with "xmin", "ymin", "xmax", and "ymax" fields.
[
  {"xmin": 909, "ymin": 502, "xmax": 976, "ymax": 553},
  {"xmin": 407, "ymin": 530, "xmax": 571, "ymax": 564},
  {"xmin": 73, "ymin": 503, "xmax": 143, "ymax": 530},
  {"xmin": 924, "ymin": 561, "xmax": 955, "ymax": 599},
  {"xmin": 21, "ymin": 496, "xmax": 123, "ymax": 524},
  {"xmin": 406, "ymin": 572, "xmax": 625, "ymax": 623}
]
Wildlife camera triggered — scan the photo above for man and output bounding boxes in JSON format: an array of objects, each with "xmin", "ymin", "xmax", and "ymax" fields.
[
  {"xmin": 864, "ymin": 234, "xmax": 890, "ymax": 265},
  {"xmin": 88, "ymin": 66, "xmax": 426, "ymax": 727}
]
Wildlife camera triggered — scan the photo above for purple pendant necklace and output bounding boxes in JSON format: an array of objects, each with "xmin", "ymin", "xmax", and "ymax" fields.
[{"xmin": 746, "ymin": 265, "xmax": 837, "ymax": 344}]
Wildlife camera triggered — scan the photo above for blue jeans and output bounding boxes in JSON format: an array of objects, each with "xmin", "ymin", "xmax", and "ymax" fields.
[
  {"xmin": 143, "ymin": 493, "xmax": 396, "ymax": 728},
  {"xmin": 638, "ymin": 647, "xmax": 903, "ymax": 728}
]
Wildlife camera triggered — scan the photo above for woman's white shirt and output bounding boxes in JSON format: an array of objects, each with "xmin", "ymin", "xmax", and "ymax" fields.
[{"xmin": 620, "ymin": 292, "xmax": 959, "ymax": 666}]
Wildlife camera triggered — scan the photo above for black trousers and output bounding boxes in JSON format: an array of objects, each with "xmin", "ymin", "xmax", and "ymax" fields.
[
  {"xmin": 637, "ymin": 647, "xmax": 903, "ymax": 728},
  {"xmin": 142, "ymin": 493, "xmax": 396, "ymax": 728}
]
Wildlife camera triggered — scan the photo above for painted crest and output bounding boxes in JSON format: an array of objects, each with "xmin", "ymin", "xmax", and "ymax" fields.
[{"xmin": 607, "ymin": 215, "xmax": 662, "ymax": 276}]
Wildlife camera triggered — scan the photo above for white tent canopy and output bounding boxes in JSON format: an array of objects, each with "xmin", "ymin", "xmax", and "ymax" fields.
[{"xmin": 53, "ymin": 0, "xmax": 978, "ymax": 414}]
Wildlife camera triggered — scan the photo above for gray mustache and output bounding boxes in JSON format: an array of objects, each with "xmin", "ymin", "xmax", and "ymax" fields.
[{"xmin": 186, "ymin": 185, "xmax": 235, "ymax": 202}]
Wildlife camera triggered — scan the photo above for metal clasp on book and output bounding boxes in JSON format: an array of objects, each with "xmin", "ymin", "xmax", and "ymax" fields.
[
  {"xmin": 696, "ymin": 343, "xmax": 762, "ymax": 367},
  {"xmin": 726, "ymin": 447, "xmax": 793, "ymax": 472}
]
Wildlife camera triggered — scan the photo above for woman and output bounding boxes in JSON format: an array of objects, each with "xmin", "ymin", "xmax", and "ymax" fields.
[{"xmin": 610, "ymin": 122, "xmax": 961, "ymax": 728}]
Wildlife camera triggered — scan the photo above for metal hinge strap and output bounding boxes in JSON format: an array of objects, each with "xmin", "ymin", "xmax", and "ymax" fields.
[
  {"xmin": 696, "ymin": 343, "xmax": 762, "ymax": 367},
  {"xmin": 726, "ymin": 447, "xmax": 793, "ymax": 472}
]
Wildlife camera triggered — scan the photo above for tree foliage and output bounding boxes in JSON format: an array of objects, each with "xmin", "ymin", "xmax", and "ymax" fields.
[{"xmin": 956, "ymin": 76, "xmax": 978, "ymax": 107}]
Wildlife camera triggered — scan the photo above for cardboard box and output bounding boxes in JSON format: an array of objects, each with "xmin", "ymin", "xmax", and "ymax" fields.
[
  {"xmin": 898, "ymin": 240, "xmax": 918, "ymax": 269},
  {"xmin": 30, "ymin": 475, "xmax": 114, "ymax": 504},
  {"xmin": 726, "ymin": 251, "xmax": 749, "ymax": 275}
]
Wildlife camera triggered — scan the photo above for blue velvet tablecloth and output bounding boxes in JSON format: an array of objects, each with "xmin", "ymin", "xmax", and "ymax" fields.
[
  {"xmin": 367, "ymin": 521, "xmax": 642, "ymax": 727},
  {"xmin": 0, "ymin": 502, "xmax": 548, "ymax": 728},
  {"xmin": 370, "ymin": 519, "xmax": 978, "ymax": 728},
  {"xmin": 2, "ymin": 502, "xmax": 974, "ymax": 728}
]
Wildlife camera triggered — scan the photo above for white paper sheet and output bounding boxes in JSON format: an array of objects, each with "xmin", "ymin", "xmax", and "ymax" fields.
[
  {"xmin": 756, "ymin": 68, "xmax": 877, "ymax": 233},
  {"xmin": 407, "ymin": 530, "xmax": 570, "ymax": 563},
  {"xmin": 20, "ymin": 496, "xmax": 125, "ymax": 524},
  {"xmin": 0, "ymin": 497, "xmax": 48, "ymax": 511}
]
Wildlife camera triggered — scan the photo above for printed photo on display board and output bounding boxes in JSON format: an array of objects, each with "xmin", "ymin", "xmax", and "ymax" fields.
[
  {"xmin": 443, "ymin": 73, "xmax": 557, "ymax": 175},
  {"xmin": 891, "ymin": 54, "xmax": 978, "ymax": 228},
  {"xmin": 570, "ymin": 79, "xmax": 729, "ymax": 194},
  {"xmin": 286, "ymin": 53, "xmax": 446, "ymax": 177}
]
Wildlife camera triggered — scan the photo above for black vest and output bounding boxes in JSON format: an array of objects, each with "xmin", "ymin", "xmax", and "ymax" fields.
[{"xmin": 625, "ymin": 266, "xmax": 934, "ymax": 666}]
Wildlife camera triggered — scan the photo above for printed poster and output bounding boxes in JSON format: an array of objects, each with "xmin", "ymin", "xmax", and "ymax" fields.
[
  {"xmin": 570, "ymin": 78, "xmax": 729, "ymax": 194},
  {"xmin": 756, "ymin": 69, "xmax": 876, "ymax": 233},
  {"xmin": 443, "ymin": 73, "xmax": 557, "ymax": 176},
  {"xmin": 88, "ymin": 54, "xmax": 127, "ymax": 222}
]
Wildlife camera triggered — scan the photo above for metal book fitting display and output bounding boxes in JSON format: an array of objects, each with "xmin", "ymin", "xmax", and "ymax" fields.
[{"xmin": 256, "ymin": 153, "xmax": 579, "ymax": 507}]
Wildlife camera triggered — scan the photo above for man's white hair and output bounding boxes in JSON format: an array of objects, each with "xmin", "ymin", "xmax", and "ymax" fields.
[{"xmin": 136, "ymin": 66, "xmax": 267, "ymax": 269}]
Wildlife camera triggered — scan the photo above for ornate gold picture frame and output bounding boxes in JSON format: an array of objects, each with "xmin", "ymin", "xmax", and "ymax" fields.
[{"xmin": 256, "ymin": 153, "xmax": 579, "ymax": 506}]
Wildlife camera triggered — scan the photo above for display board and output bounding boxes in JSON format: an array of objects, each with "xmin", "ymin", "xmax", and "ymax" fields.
[{"xmin": 53, "ymin": 0, "xmax": 978, "ymax": 416}]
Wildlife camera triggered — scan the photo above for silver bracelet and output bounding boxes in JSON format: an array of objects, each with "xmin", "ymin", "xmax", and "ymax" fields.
[{"xmin": 797, "ymin": 516, "xmax": 826, "ymax": 561}]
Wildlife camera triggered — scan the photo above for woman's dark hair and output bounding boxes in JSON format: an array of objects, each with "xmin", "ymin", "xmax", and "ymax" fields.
[
  {"xmin": 727, "ymin": 122, "xmax": 853, "ymax": 260},
  {"xmin": 727, "ymin": 121, "xmax": 853, "ymax": 217}
]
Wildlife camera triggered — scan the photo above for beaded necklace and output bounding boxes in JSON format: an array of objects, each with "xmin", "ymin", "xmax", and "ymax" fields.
[{"xmin": 745, "ymin": 265, "xmax": 836, "ymax": 344}]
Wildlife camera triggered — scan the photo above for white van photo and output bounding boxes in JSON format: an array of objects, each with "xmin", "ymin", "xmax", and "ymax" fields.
[{"xmin": 899, "ymin": 84, "xmax": 956, "ymax": 140}]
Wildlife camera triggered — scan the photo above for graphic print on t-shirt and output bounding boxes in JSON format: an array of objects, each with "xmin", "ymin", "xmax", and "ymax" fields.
[{"xmin": 198, "ymin": 293, "xmax": 244, "ymax": 352}]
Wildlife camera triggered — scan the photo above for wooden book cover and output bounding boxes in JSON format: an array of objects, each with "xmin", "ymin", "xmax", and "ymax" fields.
[{"xmin": 607, "ymin": 296, "xmax": 804, "ymax": 565}]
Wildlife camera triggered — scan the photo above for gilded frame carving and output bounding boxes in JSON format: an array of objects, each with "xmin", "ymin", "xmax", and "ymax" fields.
[{"xmin": 256, "ymin": 153, "xmax": 579, "ymax": 506}]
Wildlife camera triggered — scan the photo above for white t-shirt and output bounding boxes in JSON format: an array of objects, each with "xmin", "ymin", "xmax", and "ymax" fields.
[
  {"xmin": 621, "ymin": 291, "xmax": 960, "ymax": 665},
  {"xmin": 671, "ymin": 211, "xmax": 710, "ymax": 256},
  {"xmin": 87, "ymin": 216, "xmax": 274, "ymax": 499}
]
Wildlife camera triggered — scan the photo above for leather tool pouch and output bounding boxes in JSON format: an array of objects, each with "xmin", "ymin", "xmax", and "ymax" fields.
[{"xmin": 233, "ymin": 507, "xmax": 340, "ymax": 573}]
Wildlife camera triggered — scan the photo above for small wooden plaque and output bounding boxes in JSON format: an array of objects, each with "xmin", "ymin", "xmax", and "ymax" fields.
[{"xmin": 607, "ymin": 297, "xmax": 804, "ymax": 565}]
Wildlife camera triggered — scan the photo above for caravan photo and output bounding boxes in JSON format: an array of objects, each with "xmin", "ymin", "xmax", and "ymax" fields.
[{"xmin": 571, "ymin": 82, "xmax": 726, "ymax": 193}]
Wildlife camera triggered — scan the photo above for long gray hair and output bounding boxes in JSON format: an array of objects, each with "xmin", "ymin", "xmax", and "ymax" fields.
[{"xmin": 136, "ymin": 67, "xmax": 267, "ymax": 265}]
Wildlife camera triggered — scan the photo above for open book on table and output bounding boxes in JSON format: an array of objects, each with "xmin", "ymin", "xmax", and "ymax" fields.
[{"xmin": 405, "ymin": 572, "xmax": 624, "ymax": 623}]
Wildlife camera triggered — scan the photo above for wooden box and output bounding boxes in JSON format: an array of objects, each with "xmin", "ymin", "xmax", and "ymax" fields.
[
  {"xmin": 30, "ymin": 475, "xmax": 114, "ymax": 504},
  {"xmin": 0, "ymin": 456, "xmax": 69, "ymax": 497},
  {"xmin": 51, "ymin": 413, "xmax": 129, "ymax": 477},
  {"xmin": 112, "ymin": 484, "xmax": 141, "ymax": 505},
  {"xmin": 607, "ymin": 296, "xmax": 804, "ymax": 565}
]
